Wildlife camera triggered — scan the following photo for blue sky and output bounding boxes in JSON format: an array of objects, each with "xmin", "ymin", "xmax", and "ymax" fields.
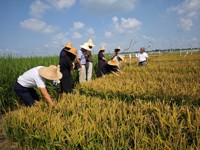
[{"xmin": 0, "ymin": 0, "xmax": 200, "ymax": 56}]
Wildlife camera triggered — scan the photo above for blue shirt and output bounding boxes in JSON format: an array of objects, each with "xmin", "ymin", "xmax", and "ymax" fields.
[{"xmin": 77, "ymin": 49, "xmax": 86, "ymax": 65}]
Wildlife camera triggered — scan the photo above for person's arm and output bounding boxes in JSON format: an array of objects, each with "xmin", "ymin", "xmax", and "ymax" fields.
[
  {"xmin": 76, "ymin": 58, "xmax": 82, "ymax": 68},
  {"xmin": 111, "ymin": 52, "xmax": 116, "ymax": 59},
  {"xmin": 116, "ymin": 68, "xmax": 123, "ymax": 74},
  {"xmin": 111, "ymin": 71, "xmax": 120, "ymax": 76},
  {"xmin": 102, "ymin": 57, "xmax": 107, "ymax": 61},
  {"xmin": 72, "ymin": 62, "xmax": 75, "ymax": 69},
  {"xmin": 40, "ymin": 87, "xmax": 55, "ymax": 107}
]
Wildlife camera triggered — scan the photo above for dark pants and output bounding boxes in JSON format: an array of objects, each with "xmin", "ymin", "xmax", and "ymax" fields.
[
  {"xmin": 138, "ymin": 61, "xmax": 147, "ymax": 66},
  {"xmin": 14, "ymin": 81, "xmax": 40, "ymax": 106}
]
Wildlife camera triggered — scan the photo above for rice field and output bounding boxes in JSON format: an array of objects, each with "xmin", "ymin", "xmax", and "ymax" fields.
[{"xmin": 0, "ymin": 52, "xmax": 200, "ymax": 149}]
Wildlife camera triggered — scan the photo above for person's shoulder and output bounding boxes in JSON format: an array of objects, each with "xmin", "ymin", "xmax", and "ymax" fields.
[{"xmin": 34, "ymin": 66, "xmax": 44, "ymax": 70}]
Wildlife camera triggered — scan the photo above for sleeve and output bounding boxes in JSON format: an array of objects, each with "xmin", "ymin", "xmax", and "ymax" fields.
[
  {"xmin": 98, "ymin": 52, "xmax": 103, "ymax": 59},
  {"xmin": 77, "ymin": 50, "xmax": 82, "ymax": 59},
  {"xmin": 60, "ymin": 49, "xmax": 66, "ymax": 58},
  {"xmin": 35, "ymin": 76, "xmax": 46, "ymax": 88}
]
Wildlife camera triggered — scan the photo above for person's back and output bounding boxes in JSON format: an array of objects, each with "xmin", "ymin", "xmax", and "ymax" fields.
[
  {"xmin": 59, "ymin": 42, "xmax": 73, "ymax": 65},
  {"xmin": 17, "ymin": 66, "xmax": 45, "ymax": 88},
  {"xmin": 60, "ymin": 48, "xmax": 77, "ymax": 94},
  {"xmin": 14, "ymin": 65, "xmax": 62, "ymax": 107}
]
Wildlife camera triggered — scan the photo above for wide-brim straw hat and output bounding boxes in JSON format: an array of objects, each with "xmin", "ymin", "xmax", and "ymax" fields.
[
  {"xmin": 64, "ymin": 42, "xmax": 73, "ymax": 49},
  {"xmin": 38, "ymin": 65, "xmax": 62, "ymax": 80},
  {"xmin": 118, "ymin": 55, "xmax": 125, "ymax": 61},
  {"xmin": 80, "ymin": 42, "xmax": 91, "ymax": 51},
  {"xmin": 115, "ymin": 46, "xmax": 121, "ymax": 50},
  {"xmin": 67, "ymin": 47, "xmax": 77, "ymax": 56},
  {"xmin": 100, "ymin": 46, "xmax": 105, "ymax": 51},
  {"xmin": 108, "ymin": 59, "xmax": 119, "ymax": 67},
  {"xmin": 87, "ymin": 39, "xmax": 95, "ymax": 47}
]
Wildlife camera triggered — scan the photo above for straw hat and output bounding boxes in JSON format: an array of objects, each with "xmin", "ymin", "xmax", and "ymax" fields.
[
  {"xmin": 87, "ymin": 39, "xmax": 95, "ymax": 47},
  {"xmin": 38, "ymin": 65, "xmax": 62, "ymax": 80},
  {"xmin": 115, "ymin": 46, "xmax": 121, "ymax": 50},
  {"xmin": 64, "ymin": 42, "xmax": 73, "ymax": 49},
  {"xmin": 67, "ymin": 47, "xmax": 77, "ymax": 56},
  {"xmin": 80, "ymin": 43, "xmax": 91, "ymax": 51},
  {"xmin": 118, "ymin": 55, "xmax": 125, "ymax": 61},
  {"xmin": 100, "ymin": 46, "xmax": 106, "ymax": 51},
  {"xmin": 108, "ymin": 59, "xmax": 119, "ymax": 67}
]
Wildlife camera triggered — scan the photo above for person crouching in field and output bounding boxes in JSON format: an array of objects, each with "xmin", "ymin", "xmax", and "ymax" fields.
[
  {"xmin": 136, "ymin": 47, "xmax": 149, "ymax": 66},
  {"xmin": 14, "ymin": 65, "xmax": 62, "ymax": 107},
  {"xmin": 111, "ymin": 46, "xmax": 121, "ymax": 60},
  {"xmin": 102, "ymin": 59, "xmax": 123, "ymax": 76},
  {"xmin": 60, "ymin": 47, "xmax": 77, "ymax": 94},
  {"xmin": 113, "ymin": 54, "xmax": 125, "ymax": 69}
]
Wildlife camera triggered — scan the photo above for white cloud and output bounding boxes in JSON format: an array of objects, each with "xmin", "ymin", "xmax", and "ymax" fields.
[
  {"xmin": 70, "ymin": 22, "xmax": 95, "ymax": 39},
  {"xmin": 104, "ymin": 32, "xmax": 112, "ymax": 38},
  {"xmin": 49, "ymin": 0, "xmax": 76, "ymax": 9},
  {"xmin": 71, "ymin": 22, "xmax": 85, "ymax": 30},
  {"xmin": 142, "ymin": 35, "xmax": 155, "ymax": 41},
  {"xmin": 29, "ymin": 0, "xmax": 76, "ymax": 18},
  {"xmin": 86, "ymin": 28, "xmax": 95, "ymax": 35},
  {"xmin": 72, "ymin": 32, "xmax": 82, "ymax": 39},
  {"xmin": 80, "ymin": 0, "xmax": 137, "ymax": 14},
  {"xmin": 121, "ymin": 18, "xmax": 142, "ymax": 30},
  {"xmin": 20, "ymin": 18, "xmax": 56, "ymax": 33},
  {"xmin": 169, "ymin": 0, "xmax": 200, "ymax": 31},
  {"xmin": 53, "ymin": 32, "xmax": 69, "ymax": 45},
  {"xmin": 178, "ymin": 18, "xmax": 193, "ymax": 31},
  {"xmin": 30, "ymin": 0, "xmax": 50, "ymax": 18},
  {"xmin": 112, "ymin": 17, "xmax": 142, "ymax": 33}
]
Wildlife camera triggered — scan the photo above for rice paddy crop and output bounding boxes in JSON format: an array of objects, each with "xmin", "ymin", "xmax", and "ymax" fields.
[{"xmin": 0, "ymin": 52, "xmax": 200, "ymax": 149}]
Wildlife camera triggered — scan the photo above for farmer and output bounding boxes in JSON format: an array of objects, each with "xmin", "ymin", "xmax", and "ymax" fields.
[
  {"xmin": 102, "ymin": 59, "xmax": 123, "ymax": 76},
  {"xmin": 14, "ymin": 65, "xmax": 62, "ymax": 107},
  {"xmin": 76, "ymin": 42, "xmax": 91, "ymax": 83},
  {"xmin": 59, "ymin": 42, "xmax": 73, "ymax": 65},
  {"xmin": 97, "ymin": 46, "xmax": 107, "ymax": 77},
  {"xmin": 136, "ymin": 47, "xmax": 149, "ymax": 66},
  {"xmin": 114, "ymin": 55, "xmax": 125, "ymax": 69},
  {"xmin": 85, "ymin": 39, "xmax": 95, "ymax": 81},
  {"xmin": 60, "ymin": 47, "xmax": 77, "ymax": 94},
  {"xmin": 111, "ymin": 46, "xmax": 121, "ymax": 60}
]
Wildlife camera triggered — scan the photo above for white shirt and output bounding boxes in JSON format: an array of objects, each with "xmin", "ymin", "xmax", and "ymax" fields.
[
  {"xmin": 17, "ymin": 66, "xmax": 46, "ymax": 88},
  {"xmin": 136, "ymin": 52, "xmax": 148, "ymax": 62},
  {"xmin": 113, "ymin": 56, "xmax": 118, "ymax": 62}
]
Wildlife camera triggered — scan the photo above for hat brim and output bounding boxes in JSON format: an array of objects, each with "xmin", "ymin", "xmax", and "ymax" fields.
[
  {"xmin": 108, "ymin": 60, "xmax": 119, "ymax": 67},
  {"xmin": 115, "ymin": 48, "xmax": 121, "ymax": 50},
  {"xmin": 80, "ymin": 45, "xmax": 91, "ymax": 51},
  {"xmin": 65, "ymin": 45, "xmax": 73, "ymax": 49},
  {"xmin": 118, "ymin": 55, "xmax": 125, "ymax": 61},
  {"xmin": 67, "ymin": 48, "xmax": 77, "ymax": 56},
  {"xmin": 38, "ymin": 66, "xmax": 62, "ymax": 80}
]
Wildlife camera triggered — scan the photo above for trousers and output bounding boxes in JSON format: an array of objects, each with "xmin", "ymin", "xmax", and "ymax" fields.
[{"xmin": 86, "ymin": 62, "xmax": 93, "ymax": 81}]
